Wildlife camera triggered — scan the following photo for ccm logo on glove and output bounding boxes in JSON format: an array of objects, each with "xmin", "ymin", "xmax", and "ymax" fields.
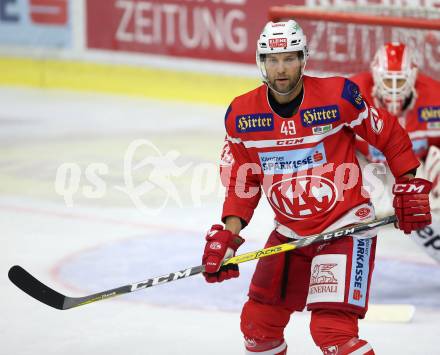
[
  {"xmin": 392, "ymin": 177, "xmax": 433, "ymax": 234},
  {"xmin": 393, "ymin": 183, "xmax": 429, "ymax": 194}
]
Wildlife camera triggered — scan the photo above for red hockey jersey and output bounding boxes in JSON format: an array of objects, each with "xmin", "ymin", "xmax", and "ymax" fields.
[
  {"xmin": 351, "ymin": 72, "xmax": 440, "ymax": 162},
  {"xmin": 220, "ymin": 76, "xmax": 419, "ymax": 236}
]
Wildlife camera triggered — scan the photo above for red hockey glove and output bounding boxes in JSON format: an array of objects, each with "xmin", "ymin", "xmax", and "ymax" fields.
[
  {"xmin": 202, "ymin": 224, "xmax": 244, "ymax": 283},
  {"xmin": 393, "ymin": 177, "xmax": 432, "ymax": 234}
]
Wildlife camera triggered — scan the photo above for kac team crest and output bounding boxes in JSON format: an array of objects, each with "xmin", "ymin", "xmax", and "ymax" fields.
[{"xmin": 267, "ymin": 175, "xmax": 338, "ymax": 220}]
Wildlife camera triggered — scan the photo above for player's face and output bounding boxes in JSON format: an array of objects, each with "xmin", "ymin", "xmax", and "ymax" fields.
[{"xmin": 265, "ymin": 52, "xmax": 302, "ymax": 94}]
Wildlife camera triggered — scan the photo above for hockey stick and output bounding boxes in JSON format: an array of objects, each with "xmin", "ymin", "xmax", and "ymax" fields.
[{"xmin": 8, "ymin": 215, "xmax": 396, "ymax": 310}]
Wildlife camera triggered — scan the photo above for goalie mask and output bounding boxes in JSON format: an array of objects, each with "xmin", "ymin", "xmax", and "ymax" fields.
[
  {"xmin": 371, "ymin": 43, "xmax": 418, "ymax": 116},
  {"xmin": 256, "ymin": 20, "xmax": 308, "ymax": 96}
]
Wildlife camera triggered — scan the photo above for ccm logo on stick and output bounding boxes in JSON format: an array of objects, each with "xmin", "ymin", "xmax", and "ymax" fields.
[{"xmin": 131, "ymin": 268, "xmax": 193, "ymax": 290}]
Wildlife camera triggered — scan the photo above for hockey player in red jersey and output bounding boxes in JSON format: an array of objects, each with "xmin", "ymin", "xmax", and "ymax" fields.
[
  {"xmin": 202, "ymin": 21, "xmax": 432, "ymax": 354},
  {"xmin": 351, "ymin": 43, "xmax": 440, "ymax": 263}
]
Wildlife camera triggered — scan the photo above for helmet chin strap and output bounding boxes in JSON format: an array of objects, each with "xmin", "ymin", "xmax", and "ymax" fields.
[{"xmin": 266, "ymin": 81, "xmax": 296, "ymax": 96}]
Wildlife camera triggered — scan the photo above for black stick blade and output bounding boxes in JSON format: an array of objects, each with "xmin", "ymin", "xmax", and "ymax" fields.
[{"xmin": 8, "ymin": 265, "xmax": 66, "ymax": 310}]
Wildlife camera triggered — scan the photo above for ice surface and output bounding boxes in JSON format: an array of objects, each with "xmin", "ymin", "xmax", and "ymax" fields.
[{"xmin": 1, "ymin": 87, "xmax": 439, "ymax": 355}]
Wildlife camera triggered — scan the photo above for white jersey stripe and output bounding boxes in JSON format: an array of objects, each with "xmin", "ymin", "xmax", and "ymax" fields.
[
  {"xmin": 349, "ymin": 342, "xmax": 373, "ymax": 355},
  {"xmin": 226, "ymin": 135, "xmax": 242, "ymax": 144},
  {"xmin": 409, "ymin": 130, "xmax": 440, "ymax": 139},
  {"xmin": 245, "ymin": 341, "xmax": 287, "ymax": 355},
  {"xmin": 227, "ymin": 103, "xmax": 369, "ymax": 149},
  {"xmin": 347, "ymin": 103, "xmax": 369, "ymax": 128},
  {"xmin": 228, "ymin": 124, "xmax": 346, "ymax": 148}
]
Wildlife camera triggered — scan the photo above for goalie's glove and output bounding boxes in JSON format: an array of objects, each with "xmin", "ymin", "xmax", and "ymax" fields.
[
  {"xmin": 202, "ymin": 225, "xmax": 244, "ymax": 283},
  {"xmin": 393, "ymin": 177, "xmax": 432, "ymax": 234}
]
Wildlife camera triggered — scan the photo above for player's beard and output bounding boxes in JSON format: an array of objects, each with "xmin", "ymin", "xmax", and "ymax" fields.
[{"xmin": 267, "ymin": 70, "xmax": 302, "ymax": 95}]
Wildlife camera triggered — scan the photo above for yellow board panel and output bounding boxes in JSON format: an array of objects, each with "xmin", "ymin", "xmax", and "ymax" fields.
[{"xmin": 0, "ymin": 57, "xmax": 260, "ymax": 106}]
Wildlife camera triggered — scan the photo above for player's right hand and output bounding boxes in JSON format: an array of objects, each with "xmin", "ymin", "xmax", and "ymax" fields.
[{"xmin": 202, "ymin": 224, "xmax": 244, "ymax": 283}]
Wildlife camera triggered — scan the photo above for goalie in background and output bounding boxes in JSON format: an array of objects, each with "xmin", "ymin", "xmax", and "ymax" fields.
[{"xmin": 351, "ymin": 42, "xmax": 440, "ymax": 263}]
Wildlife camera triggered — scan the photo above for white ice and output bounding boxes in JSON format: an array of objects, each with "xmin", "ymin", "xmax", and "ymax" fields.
[{"xmin": 1, "ymin": 87, "xmax": 439, "ymax": 355}]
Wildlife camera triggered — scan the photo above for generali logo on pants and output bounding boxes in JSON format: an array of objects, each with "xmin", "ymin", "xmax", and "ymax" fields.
[
  {"xmin": 307, "ymin": 254, "xmax": 346, "ymax": 305},
  {"xmin": 310, "ymin": 263, "xmax": 338, "ymax": 289}
]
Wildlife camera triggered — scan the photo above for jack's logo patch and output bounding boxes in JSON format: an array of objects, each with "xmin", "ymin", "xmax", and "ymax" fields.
[
  {"xmin": 342, "ymin": 79, "xmax": 364, "ymax": 110},
  {"xmin": 258, "ymin": 143, "xmax": 326, "ymax": 175},
  {"xmin": 428, "ymin": 122, "xmax": 440, "ymax": 129},
  {"xmin": 418, "ymin": 106, "xmax": 440, "ymax": 122},
  {"xmin": 312, "ymin": 124, "xmax": 332, "ymax": 135},
  {"xmin": 300, "ymin": 105, "xmax": 340, "ymax": 127},
  {"xmin": 307, "ymin": 254, "xmax": 346, "ymax": 304},
  {"xmin": 236, "ymin": 113, "xmax": 274, "ymax": 133}
]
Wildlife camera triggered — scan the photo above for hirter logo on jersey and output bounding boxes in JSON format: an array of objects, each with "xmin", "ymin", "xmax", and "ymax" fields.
[
  {"xmin": 236, "ymin": 113, "xmax": 274, "ymax": 133},
  {"xmin": 342, "ymin": 79, "xmax": 364, "ymax": 110},
  {"xmin": 418, "ymin": 106, "xmax": 440, "ymax": 122},
  {"xmin": 269, "ymin": 38, "xmax": 287, "ymax": 48},
  {"xmin": 267, "ymin": 175, "xmax": 337, "ymax": 220},
  {"xmin": 258, "ymin": 143, "xmax": 327, "ymax": 175},
  {"xmin": 300, "ymin": 105, "xmax": 340, "ymax": 127}
]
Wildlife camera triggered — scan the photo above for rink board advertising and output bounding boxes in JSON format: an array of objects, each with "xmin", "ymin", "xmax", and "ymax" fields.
[
  {"xmin": 0, "ymin": 0, "xmax": 72, "ymax": 47},
  {"xmin": 86, "ymin": 0, "xmax": 440, "ymax": 76}
]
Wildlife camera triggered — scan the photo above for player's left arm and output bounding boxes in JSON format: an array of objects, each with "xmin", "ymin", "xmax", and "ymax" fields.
[{"xmin": 341, "ymin": 78, "xmax": 432, "ymax": 234}]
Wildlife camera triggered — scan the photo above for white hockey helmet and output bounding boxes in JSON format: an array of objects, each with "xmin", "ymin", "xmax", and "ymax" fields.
[
  {"xmin": 371, "ymin": 43, "xmax": 418, "ymax": 116},
  {"xmin": 256, "ymin": 20, "xmax": 308, "ymax": 84}
]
